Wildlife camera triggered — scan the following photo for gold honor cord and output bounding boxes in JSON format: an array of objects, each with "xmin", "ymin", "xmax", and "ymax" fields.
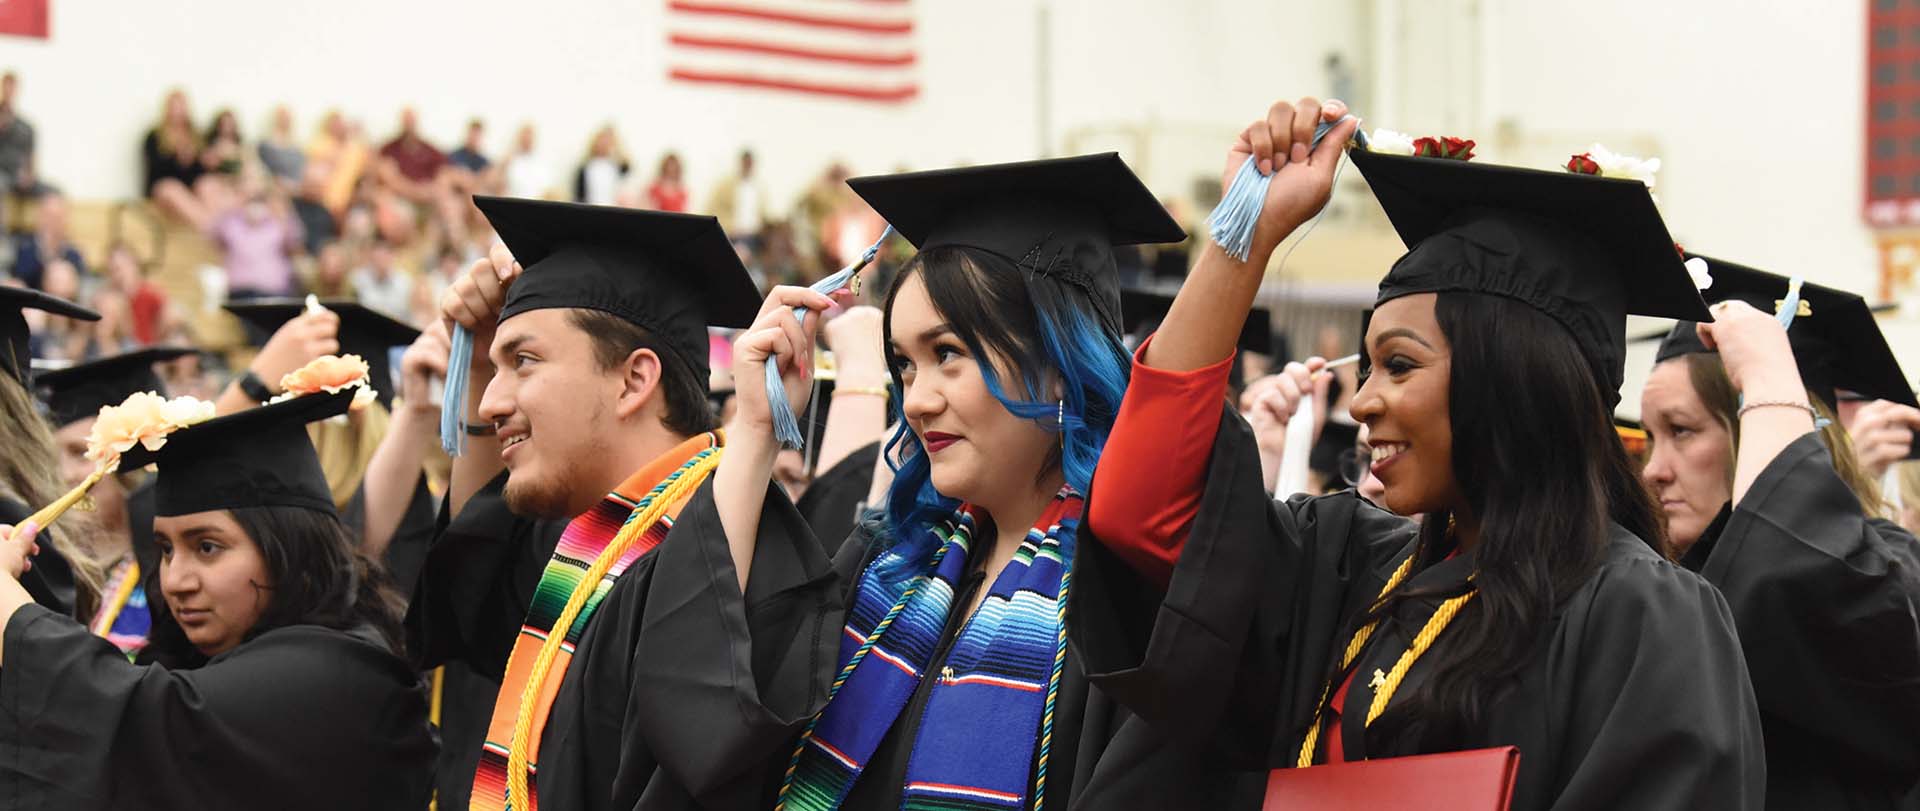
[
  {"xmin": 89, "ymin": 559, "xmax": 141, "ymax": 639},
  {"xmin": 503, "ymin": 449, "xmax": 724, "ymax": 806},
  {"xmin": 1295, "ymin": 555, "xmax": 1478, "ymax": 766}
]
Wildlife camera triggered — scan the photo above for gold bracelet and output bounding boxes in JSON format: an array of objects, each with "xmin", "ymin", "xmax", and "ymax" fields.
[
  {"xmin": 834, "ymin": 385, "xmax": 891, "ymax": 400},
  {"xmin": 1736, "ymin": 400, "xmax": 1815, "ymax": 421}
]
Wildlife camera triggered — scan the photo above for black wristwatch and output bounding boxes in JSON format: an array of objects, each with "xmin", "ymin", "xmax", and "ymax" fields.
[{"xmin": 235, "ymin": 370, "xmax": 276, "ymax": 402}]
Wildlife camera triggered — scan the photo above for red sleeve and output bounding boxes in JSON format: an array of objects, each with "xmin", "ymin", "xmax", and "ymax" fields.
[{"xmin": 1088, "ymin": 335, "xmax": 1235, "ymax": 589}]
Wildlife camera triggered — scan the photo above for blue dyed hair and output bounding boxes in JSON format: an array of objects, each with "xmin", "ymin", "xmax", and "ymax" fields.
[{"xmin": 876, "ymin": 245, "xmax": 1131, "ymax": 577}]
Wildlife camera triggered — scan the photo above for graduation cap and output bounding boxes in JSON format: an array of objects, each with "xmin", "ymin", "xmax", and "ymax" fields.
[
  {"xmin": 846, "ymin": 153, "xmax": 1187, "ymax": 335},
  {"xmin": 119, "ymin": 388, "xmax": 356, "ymax": 518},
  {"xmin": 1653, "ymin": 254, "xmax": 1918, "ymax": 417},
  {"xmin": 0, "ymin": 286, "xmax": 99, "ymax": 383},
  {"xmin": 34, "ymin": 346, "xmax": 197, "ymax": 427},
  {"xmin": 1350, "ymin": 148, "xmax": 1711, "ymax": 408},
  {"xmin": 473, "ymin": 196, "xmax": 761, "ymax": 382},
  {"xmin": 224, "ymin": 300, "xmax": 420, "ymax": 408},
  {"xmin": 1121, "ymin": 287, "xmax": 1273, "ymax": 355}
]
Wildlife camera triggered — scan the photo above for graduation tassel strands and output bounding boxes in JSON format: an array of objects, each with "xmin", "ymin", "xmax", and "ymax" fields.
[
  {"xmin": 1206, "ymin": 116, "xmax": 1366, "ymax": 262},
  {"xmin": 767, "ymin": 225, "xmax": 894, "ymax": 450},
  {"xmin": 441, "ymin": 323, "xmax": 476, "ymax": 456}
]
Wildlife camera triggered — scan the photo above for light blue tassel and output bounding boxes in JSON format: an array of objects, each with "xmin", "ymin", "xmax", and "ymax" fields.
[
  {"xmin": 441, "ymin": 323, "xmax": 475, "ymax": 456},
  {"xmin": 767, "ymin": 225, "xmax": 895, "ymax": 450},
  {"xmin": 1206, "ymin": 115, "xmax": 1365, "ymax": 261}
]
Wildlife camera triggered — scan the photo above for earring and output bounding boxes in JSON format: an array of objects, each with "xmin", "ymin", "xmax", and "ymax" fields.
[{"xmin": 1057, "ymin": 399, "xmax": 1067, "ymax": 451}]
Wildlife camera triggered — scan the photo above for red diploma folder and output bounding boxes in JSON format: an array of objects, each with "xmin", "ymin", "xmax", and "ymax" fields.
[{"xmin": 1263, "ymin": 747, "xmax": 1521, "ymax": 810}]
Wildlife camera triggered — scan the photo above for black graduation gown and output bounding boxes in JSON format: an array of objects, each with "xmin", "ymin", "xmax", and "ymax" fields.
[
  {"xmin": 406, "ymin": 472, "xmax": 838, "ymax": 811},
  {"xmin": 646, "ymin": 479, "xmax": 1248, "ymax": 810},
  {"xmin": 1070, "ymin": 408, "xmax": 1767, "ymax": 811},
  {"xmin": 1679, "ymin": 432, "xmax": 1920, "ymax": 810},
  {"xmin": 795, "ymin": 440, "xmax": 879, "ymax": 554},
  {"xmin": 0, "ymin": 603, "xmax": 435, "ymax": 809},
  {"xmin": 340, "ymin": 473, "xmax": 438, "ymax": 602},
  {"xmin": 0, "ymin": 497, "xmax": 80, "ymax": 620}
]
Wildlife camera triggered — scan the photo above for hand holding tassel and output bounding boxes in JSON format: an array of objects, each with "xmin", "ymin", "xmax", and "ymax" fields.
[{"xmin": 1207, "ymin": 97, "xmax": 1360, "ymax": 261}]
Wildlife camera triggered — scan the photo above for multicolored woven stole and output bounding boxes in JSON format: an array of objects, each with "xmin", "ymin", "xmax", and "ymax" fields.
[
  {"xmin": 471, "ymin": 432, "xmax": 722, "ymax": 811},
  {"xmin": 779, "ymin": 488, "xmax": 1081, "ymax": 811},
  {"xmin": 89, "ymin": 557, "xmax": 149, "ymax": 658}
]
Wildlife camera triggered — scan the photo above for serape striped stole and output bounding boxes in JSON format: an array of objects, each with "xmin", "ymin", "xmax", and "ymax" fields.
[
  {"xmin": 471, "ymin": 432, "xmax": 721, "ymax": 811},
  {"xmin": 781, "ymin": 489, "xmax": 1081, "ymax": 811}
]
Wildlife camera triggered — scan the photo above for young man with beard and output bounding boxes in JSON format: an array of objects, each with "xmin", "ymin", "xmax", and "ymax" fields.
[{"xmin": 407, "ymin": 197, "xmax": 840, "ymax": 811}]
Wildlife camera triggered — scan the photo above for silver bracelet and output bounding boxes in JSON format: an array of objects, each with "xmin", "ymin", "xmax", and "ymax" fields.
[{"xmin": 1736, "ymin": 400, "xmax": 1816, "ymax": 421}]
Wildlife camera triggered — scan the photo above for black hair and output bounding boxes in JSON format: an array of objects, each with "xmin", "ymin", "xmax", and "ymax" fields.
[
  {"xmin": 140, "ymin": 505, "xmax": 406, "ymax": 668},
  {"xmin": 878, "ymin": 245, "xmax": 1130, "ymax": 573},
  {"xmin": 1357, "ymin": 292, "xmax": 1666, "ymax": 750},
  {"xmin": 568, "ymin": 308, "xmax": 716, "ymax": 438}
]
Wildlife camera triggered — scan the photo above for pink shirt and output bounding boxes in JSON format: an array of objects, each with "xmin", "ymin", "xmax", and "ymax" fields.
[{"xmin": 212, "ymin": 207, "xmax": 303, "ymax": 296}]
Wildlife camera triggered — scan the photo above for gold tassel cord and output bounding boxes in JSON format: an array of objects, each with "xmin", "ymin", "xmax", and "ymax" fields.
[
  {"xmin": 1295, "ymin": 553, "xmax": 1477, "ymax": 766},
  {"xmin": 502, "ymin": 449, "xmax": 723, "ymax": 807}
]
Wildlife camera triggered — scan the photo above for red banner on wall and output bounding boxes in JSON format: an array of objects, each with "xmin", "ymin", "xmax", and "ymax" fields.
[{"xmin": 0, "ymin": 0, "xmax": 48, "ymax": 39}]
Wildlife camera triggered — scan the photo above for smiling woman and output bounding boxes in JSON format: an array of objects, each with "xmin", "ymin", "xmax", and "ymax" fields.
[
  {"xmin": 1071, "ymin": 96, "xmax": 1765, "ymax": 810},
  {"xmin": 677, "ymin": 154, "xmax": 1269, "ymax": 808},
  {"xmin": 0, "ymin": 385, "xmax": 435, "ymax": 810}
]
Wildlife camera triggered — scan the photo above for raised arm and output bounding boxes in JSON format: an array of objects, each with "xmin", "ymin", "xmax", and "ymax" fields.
[
  {"xmin": 1694, "ymin": 299, "xmax": 1816, "ymax": 503},
  {"xmin": 1144, "ymin": 97, "xmax": 1355, "ymax": 372},
  {"xmin": 215, "ymin": 307, "xmax": 338, "ymax": 415},
  {"xmin": 1089, "ymin": 97, "xmax": 1353, "ymax": 581},
  {"xmin": 712, "ymin": 285, "xmax": 841, "ymax": 591},
  {"xmin": 439, "ymin": 242, "xmax": 520, "ymax": 518},
  {"xmin": 360, "ymin": 320, "xmax": 449, "ymax": 558}
]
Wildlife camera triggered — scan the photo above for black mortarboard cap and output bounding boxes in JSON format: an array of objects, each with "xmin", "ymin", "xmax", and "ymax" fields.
[
  {"xmin": 473, "ymin": 196, "xmax": 760, "ymax": 382},
  {"xmin": 35, "ymin": 347, "xmax": 197, "ymax": 427},
  {"xmin": 118, "ymin": 388, "xmax": 355, "ymax": 517},
  {"xmin": 0, "ymin": 286, "xmax": 98, "ymax": 383},
  {"xmin": 846, "ymin": 153, "xmax": 1187, "ymax": 335},
  {"xmin": 224, "ymin": 299, "xmax": 420, "ymax": 408},
  {"xmin": 1351, "ymin": 148, "xmax": 1711, "ymax": 408},
  {"xmin": 1653, "ymin": 255, "xmax": 1917, "ymax": 415},
  {"xmin": 1121, "ymin": 287, "xmax": 1272, "ymax": 354}
]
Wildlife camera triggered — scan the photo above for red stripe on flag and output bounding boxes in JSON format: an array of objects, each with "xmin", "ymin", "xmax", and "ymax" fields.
[
  {"xmin": 666, "ymin": 0, "xmax": 912, "ymax": 34},
  {"xmin": 669, "ymin": 67, "xmax": 918, "ymax": 102},
  {"xmin": 669, "ymin": 32, "xmax": 916, "ymax": 66}
]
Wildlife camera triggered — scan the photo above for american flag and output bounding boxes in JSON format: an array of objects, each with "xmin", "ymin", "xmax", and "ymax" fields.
[{"xmin": 665, "ymin": 0, "xmax": 918, "ymax": 104}]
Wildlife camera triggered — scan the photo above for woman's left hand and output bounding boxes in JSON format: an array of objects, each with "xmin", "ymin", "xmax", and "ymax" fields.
[
  {"xmin": 1695, "ymin": 300, "xmax": 1802, "ymax": 400},
  {"xmin": 1, "ymin": 521, "xmax": 41, "ymax": 581}
]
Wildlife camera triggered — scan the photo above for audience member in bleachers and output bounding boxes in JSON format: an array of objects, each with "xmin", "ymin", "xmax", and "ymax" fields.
[
  {"xmin": 306, "ymin": 109, "xmax": 369, "ymax": 218},
  {"xmin": 28, "ymin": 259, "xmax": 84, "ymax": 361},
  {"xmin": 348, "ymin": 239, "xmax": 413, "ymax": 324},
  {"xmin": 643, "ymin": 151, "xmax": 688, "ymax": 212},
  {"xmin": 80, "ymin": 284, "xmax": 137, "ymax": 360},
  {"xmin": 103, "ymin": 241, "xmax": 172, "ymax": 346},
  {"xmin": 211, "ymin": 172, "xmax": 304, "ymax": 300},
  {"xmin": 500, "ymin": 121, "xmax": 552, "ymax": 199},
  {"xmin": 304, "ymin": 241, "xmax": 356, "ymax": 300},
  {"xmin": 0, "ymin": 71, "xmax": 45, "ymax": 214},
  {"xmin": 8, "ymin": 191, "xmax": 84, "ymax": 290},
  {"xmin": 257, "ymin": 106, "xmax": 306, "ymax": 189},
  {"xmin": 447, "ymin": 118, "xmax": 491, "ymax": 179},
  {"xmin": 374, "ymin": 107, "xmax": 446, "ymax": 206},
  {"xmin": 572, "ymin": 123, "xmax": 629, "ymax": 206},
  {"xmin": 202, "ymin": 109, "xmax": 245, "ymax": 179},
  {"xmin": 708, "ymin": 147, "xmax": 766, "ymax": 250},
  {"xmin": 142, "ymin": 89, "xmax": 236, "ymax": 232}
]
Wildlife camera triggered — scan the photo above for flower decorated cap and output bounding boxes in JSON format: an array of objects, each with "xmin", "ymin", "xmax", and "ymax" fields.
[
  {"xmin": 1654, "ymin": 255, "xmax": 1917, "ymax": 426},
  {"xmin": 33, "ymin": 346, "xmax": 198, "ymax": 428},
  {"xmin": 224, "ymin": 299, "xmax": 420, "ymax": 408},
  {"xmin": 472, "ymin": 196, "xmax": 760, "ymax": 383},
  {"xmin": 0, "ymin": 286, "xmax": 99, "ymax": 384},
  {"xmin": 1121, "ymin": 286, "xmax": 1272, "ymax": 355},
  {"xmin": 1349, "ymin": 147, "xmax": 1712, "ymax": 408},
  {"xmin": 846, "ymin": 153, "xmax": 1186, "ymax": 336},
  {"xmin": 118, "ymin": 387, "xmax": 357, "ymax": 517}
]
